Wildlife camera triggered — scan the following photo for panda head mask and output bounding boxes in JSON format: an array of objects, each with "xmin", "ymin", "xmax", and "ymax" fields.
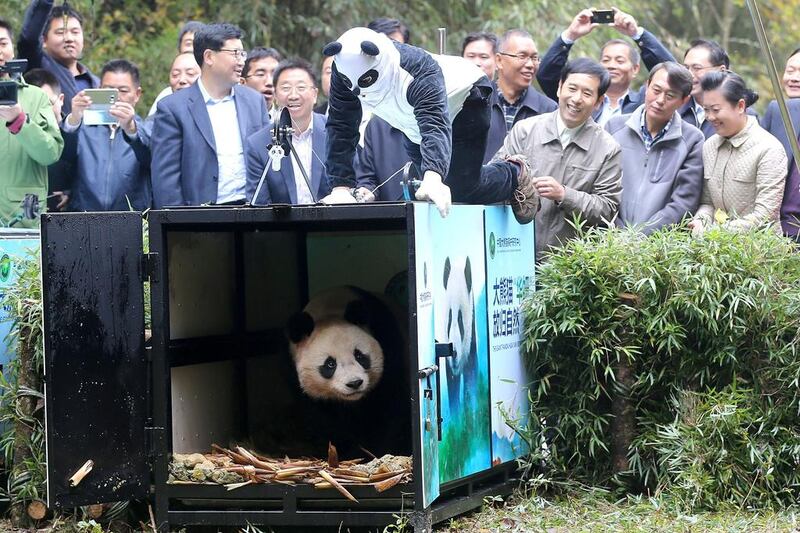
[{"xmin": 322, "ymin": 27, "xmax": 400, "ymax": 106}]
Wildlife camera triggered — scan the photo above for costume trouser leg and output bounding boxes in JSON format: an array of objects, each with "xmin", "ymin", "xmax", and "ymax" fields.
[{"xmin": 403, "ymin": 77, "xmax": 518, "ymax": 204}]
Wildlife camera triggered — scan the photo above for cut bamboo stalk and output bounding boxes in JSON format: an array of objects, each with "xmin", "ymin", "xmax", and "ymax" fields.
[
  {"xmin": 319, "ymin": 470, "xmax": 358, "ymax": 503},
  {"xmin": 374, "ymin": 473, "xmax": 405, "ymax": 492},
  {"xmin": 68, "ymin": 460, "xmax": 94, "ymax": 487}
]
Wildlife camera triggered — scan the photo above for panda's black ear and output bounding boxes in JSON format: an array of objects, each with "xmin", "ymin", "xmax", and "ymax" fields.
[
  {"xmin": 360, "ymin": 41, "xmax": 380, "ymax": 56},
  {"xmin": 443, "ymin": 257, "xmax": 451, "ymax": 290},
  {"xmin": 344, "ymin": 300, "xmax": 370, "ymax": 327},
  {"xmin": 464, "ymin": 257, "xmax": 472, "ymax": 293},
  {"xmin": 287, "ymin": 312, "xmax": 315, "ymax": 343},
  {"xmin": 322, "ymin": 41, "xmax": 342, "ymax": 56}
]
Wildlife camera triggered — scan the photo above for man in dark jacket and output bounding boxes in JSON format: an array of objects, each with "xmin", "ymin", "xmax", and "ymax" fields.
[
  {"xmin": 606, "ymin": 62, "xmax": 704, "ymax": 234},
  {"xmin": 484, "ymin": 29, "xmax": 556, "ymax": 163},
  {"xmin": 17, "ymin": 0, "xmax": 99, "ymax": 115},
  {"xmin": 62, "ymin": 59, "xmax": 151, "ymax": 212},
  {"xmin": 537, "ymin": 7, "xmax": 675, "ymax": 126}
]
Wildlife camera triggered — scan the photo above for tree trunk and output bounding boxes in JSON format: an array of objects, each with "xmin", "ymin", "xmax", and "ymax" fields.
[
  {"xmin": 9, "ymin": 324, "xmax": 42, "ymax": 529},
  {"xmin": 610, "ymin": 354, "xmax": 636, "ymax": 477}
]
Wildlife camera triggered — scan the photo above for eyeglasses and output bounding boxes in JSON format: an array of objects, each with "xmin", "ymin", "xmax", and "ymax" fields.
[
  {"xmin": 683, "ymin": 64, "xmax": 715, "ymax": 75},
  {"xmin": 277, "ymin": 84, "xmax": 313, "ymax": 96},
  {"xmin": 498, "ymin": 52, "xmax": 540, "ymax": 64},
  {"xmin": 218, "ymin": 48, "xmax": 248, "ymax": 60},
  {"xmin": 244, "ymin": 70, "xmax": 270, "ymax": 80}
]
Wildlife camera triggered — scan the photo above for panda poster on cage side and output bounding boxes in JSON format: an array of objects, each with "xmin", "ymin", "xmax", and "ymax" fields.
[
  {"xmin": 484, "ymin": 206, "xmax": 534, "ymax": 464},
  {"xmin": 430, "ymin": 205, "xmax": 492, "ymax": 483},
  {"xmin": 413, "ymin": 203, "xmax": 440, "ymax": 508}
]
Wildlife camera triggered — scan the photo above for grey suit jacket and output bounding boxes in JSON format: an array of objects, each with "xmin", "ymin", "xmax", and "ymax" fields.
[
  {"xmin": 245, "ymin": 113, "xmax": 330, "ymax": 204},
  {"xmin": 151, "ymin": 82, "xmax": 270, "ymax": 207}
]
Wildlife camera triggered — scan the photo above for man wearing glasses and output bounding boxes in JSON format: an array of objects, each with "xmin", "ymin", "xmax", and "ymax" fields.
[
  {"xmin": 537, "ymin": 8, "xmax": 675, "ymax": 126},
  {"xmin": 679, "ymin": 39, "xmax": 730, "ymax": 138},
  {"xmin": 606, "ymin": 62, "xmax": 704, "ymax": 234},
  {"xmin": 240, "ymin": 47, "xmax": 283, "ymax": 118},
  {"xmin": 245, "ymin": 59, "xmax": 330, "ymax": 205},
  {"xmin": 151, "ymin": 23, "xmax": 270, "ymax": 207},
  {"xmin": 484, "ymin": 29, "xmax": 557, "ymax": 163}
]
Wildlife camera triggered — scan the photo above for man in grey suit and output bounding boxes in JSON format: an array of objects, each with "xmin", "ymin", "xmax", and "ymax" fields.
[
  {"xmin": 151, "ymin": 23, "xmax": 270, "ymax": 207},
  {"xmin": 245, "ymin": 59, "xmax": 330, "ymax": 204}
]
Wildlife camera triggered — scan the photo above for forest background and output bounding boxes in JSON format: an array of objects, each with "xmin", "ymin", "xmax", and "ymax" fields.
[{"xmin": 3, "ymin": 0, "xmax": 798, "ymax": 118}]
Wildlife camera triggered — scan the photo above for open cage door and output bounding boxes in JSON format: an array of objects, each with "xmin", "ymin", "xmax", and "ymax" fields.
[{"xmin": 41, "ymin": 212, "xmax": 149, "ymax": 508}]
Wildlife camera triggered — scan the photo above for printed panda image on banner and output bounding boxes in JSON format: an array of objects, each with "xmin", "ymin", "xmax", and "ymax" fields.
[
  {"xmin": 431, "ymin": 205, "xmax": 492, "ymax": 483},
  {"xmin": 484, "ymin": 207, "xmax": 535, "ymax": 464},
  {"xmin": 0, "ymin": 231, "xmax": 39, "ymax": 375},
  {"xmin": 413, "ymin": 204, "xmax": 439, "ymax": 508}
]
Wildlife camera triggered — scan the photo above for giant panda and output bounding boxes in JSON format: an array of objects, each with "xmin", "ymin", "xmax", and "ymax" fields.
[
  {"xmin": 439, "ymin": 256, "xmax": 478, "ymax": 410},
  {"xmin": 286, "ymin": 286, "xmax": 410, "ymax": 457}
]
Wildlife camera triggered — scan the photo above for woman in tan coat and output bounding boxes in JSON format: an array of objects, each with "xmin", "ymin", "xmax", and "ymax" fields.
[{"xmin": 689, "ymin": 71, "xmax": 787, "ymax": 235}]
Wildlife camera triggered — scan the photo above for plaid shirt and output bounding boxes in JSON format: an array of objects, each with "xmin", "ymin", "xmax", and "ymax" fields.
[
  {"xmin": 640, "ymin": 111, "xmax": 672, "ymax": 152},
  {"xmin": 497, "ymin": 88, "xmax": 528, "ymax": 132}
]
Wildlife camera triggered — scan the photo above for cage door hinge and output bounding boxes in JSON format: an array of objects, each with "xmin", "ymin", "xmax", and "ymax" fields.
[{"xmin": 141, "ymin": 252, "xmax": 160, "ymax": 283}]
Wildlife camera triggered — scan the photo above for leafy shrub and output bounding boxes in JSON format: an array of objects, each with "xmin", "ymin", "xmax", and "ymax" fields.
[{"xmin": 521, "ymin": 224, "xmax": 800, "ymax": 510}]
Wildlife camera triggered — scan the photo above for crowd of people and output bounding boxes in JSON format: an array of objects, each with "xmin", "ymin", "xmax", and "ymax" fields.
[{"xmin": 1, "ymin": 1, "xmax": 799, "ymax": 261}]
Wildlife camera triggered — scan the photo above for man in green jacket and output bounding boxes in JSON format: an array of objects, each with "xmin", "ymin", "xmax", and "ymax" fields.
[{"xmin": 0, "ymin": 18, "xmax": 63, "ymax": 228}]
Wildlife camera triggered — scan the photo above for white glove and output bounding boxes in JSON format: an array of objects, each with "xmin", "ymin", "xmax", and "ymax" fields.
[
  {"xmin": 354, "ymin": 187, "xmax": 376, "ymax": 203},
  {"xmin": 415, "ymin": 170, "xmax": 452, "ymax": 218},
  {"xmin": 321, "ymin": 186, "xmax": 357, "ymax": 205}
]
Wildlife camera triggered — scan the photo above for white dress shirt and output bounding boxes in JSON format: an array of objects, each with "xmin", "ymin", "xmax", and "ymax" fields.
[
  {"xmin": 291, "ymin": 122, "xmax": 315, "ymax": 204},
  {"xmin": 197, "ymin": 79, "xmax": 247, "ymax": 204}
]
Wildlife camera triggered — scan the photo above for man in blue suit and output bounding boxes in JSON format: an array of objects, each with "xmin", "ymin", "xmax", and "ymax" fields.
[
  {"xmin": 246, "ymin": 59, "xmax": 330, "ymax": 204},
  {"xmin": 151, "ymin": 23, "xmax": 270, "ymax": 207}
]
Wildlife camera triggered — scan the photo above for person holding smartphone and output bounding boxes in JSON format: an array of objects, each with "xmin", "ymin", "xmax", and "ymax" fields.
[
  {"xmin": 61, "ymin": 59, "xmax": 151, "ymax": 212},
  {"xmin": 0, "ymin": 18, "xmax": 63, "ymax": 228}
]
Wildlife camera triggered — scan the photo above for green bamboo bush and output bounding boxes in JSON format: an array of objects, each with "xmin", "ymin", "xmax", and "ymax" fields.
[{"xmin": 522, "ymin": 224, "xmax": 800, "ymax": 511}]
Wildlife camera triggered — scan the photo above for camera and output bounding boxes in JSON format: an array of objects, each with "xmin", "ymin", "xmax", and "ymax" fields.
[
  {"xmin": 0, "ymin": 82, "xmax": 18, "ymax": 106},
  {"xmin": 0, "ymin": 60, "xmax": 28, "ymax": 106},
  {"xmin": 590, "ymin": 9, "xmax": 615, "ymax": 24}
]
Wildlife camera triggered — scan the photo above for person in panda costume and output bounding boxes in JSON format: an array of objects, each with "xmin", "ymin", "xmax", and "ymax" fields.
[
  {"xmin": 320, "ymin": 27, "xmax": 538, "ymax": 223},
  {"xmin": 286, "ymin": 286, "xmax": 411, "ymax": 457}
]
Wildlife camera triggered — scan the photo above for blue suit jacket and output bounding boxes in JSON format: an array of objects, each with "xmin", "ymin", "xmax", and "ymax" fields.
[
  {"xmin": 537, "ymin": 30, "xmax": 675, "ymax": 106},
  {"xmin": 245, "ymin": 113, "xmax": 330, "ymax": 204},
  {"xmin": 355, "ymin": 116, "xmax": 410, "ymax": 201},
  {"xmin": 761, "ymin": 98, "xmax": 800, "ymax": 169},
  {"xmin": 151, "ymin": 82, "xmax": 270, "ymax": 207}
]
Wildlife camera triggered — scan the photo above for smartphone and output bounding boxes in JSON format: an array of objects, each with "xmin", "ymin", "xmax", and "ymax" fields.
[
  {"xmin": 82, "ymin": 88, "xmax": 119, "ymax": 126},
  {"xmin": 0, "ymin": 81, "xmax": 18, "ymax": 106},
  {"xmin": 590, "ymin": 9, "xmax": 615, "ymax": 24}
]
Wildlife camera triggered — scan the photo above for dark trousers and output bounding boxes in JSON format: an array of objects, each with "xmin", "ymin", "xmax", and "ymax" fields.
[{"xmin": 403, "ymin": 77, "xmax": 518, "ymax": 204}]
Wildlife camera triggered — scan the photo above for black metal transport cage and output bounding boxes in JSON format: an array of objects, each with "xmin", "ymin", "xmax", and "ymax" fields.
[{"xmin": 41, "ymin": 204, "xmax": 531, "ymax": 531}]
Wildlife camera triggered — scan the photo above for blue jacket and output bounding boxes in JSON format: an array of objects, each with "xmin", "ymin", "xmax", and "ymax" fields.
[
  {"xmin": 484, "ymin": 82, "xmax": 557, "ymax": 163},
  {"xmin": 761, "ymin": 98, "xmax": 800, "ymax": 168},
  {"xmin": 245, "ymin": 113, "xmax": 330, "ymax": 204},
  {"xmin": 606, "ymin": 106, "xmax": 704, "ymax": 234},
  {"xmin": 354, "ymin": 116, "xmax": 410, "ymax": 201},
  {"xmin": 537, "ymin": 30, "xmax": 675, "ymax": 120},
  {"xmin": 150, "ymin": 82, "xmax": 270, "ymax": 208},
  {"xmin": 62, "ymin": 117, "xmax": 151, "ymax": 212},
  {"xmin": 18, "ymin": 0, "xmax": 100, "ymax": 116}
]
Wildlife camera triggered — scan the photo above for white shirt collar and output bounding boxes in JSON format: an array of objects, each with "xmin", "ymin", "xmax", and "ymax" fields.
[
  {"xmin": 197, "ymin": 78, "xmax": 235, "ymax": 104},
  {"xmin": 556, "ymin": 112, "xmax": 585, "ymax": 147}
]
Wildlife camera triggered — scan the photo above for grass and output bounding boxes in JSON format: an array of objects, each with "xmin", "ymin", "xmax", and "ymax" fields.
[{"xmin": 436, "ymin": 491, "xmax": 800, "ymax": 533}]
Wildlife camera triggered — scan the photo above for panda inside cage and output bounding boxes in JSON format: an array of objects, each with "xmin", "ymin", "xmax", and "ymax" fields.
[{"xmin": 165, "ymin": 226, "xmax": 415, "ymax": 478}]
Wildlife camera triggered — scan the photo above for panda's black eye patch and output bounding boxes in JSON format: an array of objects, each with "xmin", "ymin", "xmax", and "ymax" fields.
[
  {"xmin": 354, "ymin": 349, "xmax": 371, "ymax": 370},
  {"xmin": 358, "ymin": 69, "xmax": 379, "ymax": 88},
  {"xmin": 319, "ymin": 356, "xmax": 337, "ymax": 379},
  {"xmin": 458, "ymin": 310, "xmax": 464, "ymax": 340}
]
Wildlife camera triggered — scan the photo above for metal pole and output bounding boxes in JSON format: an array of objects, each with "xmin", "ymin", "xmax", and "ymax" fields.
[
  {"xmin": 437, "ymin": 28, "xmax": 446, "ymax": 55},
  {"xmin": 745, "ymin": 0, "xmax": 800, "ymax": 171}
]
